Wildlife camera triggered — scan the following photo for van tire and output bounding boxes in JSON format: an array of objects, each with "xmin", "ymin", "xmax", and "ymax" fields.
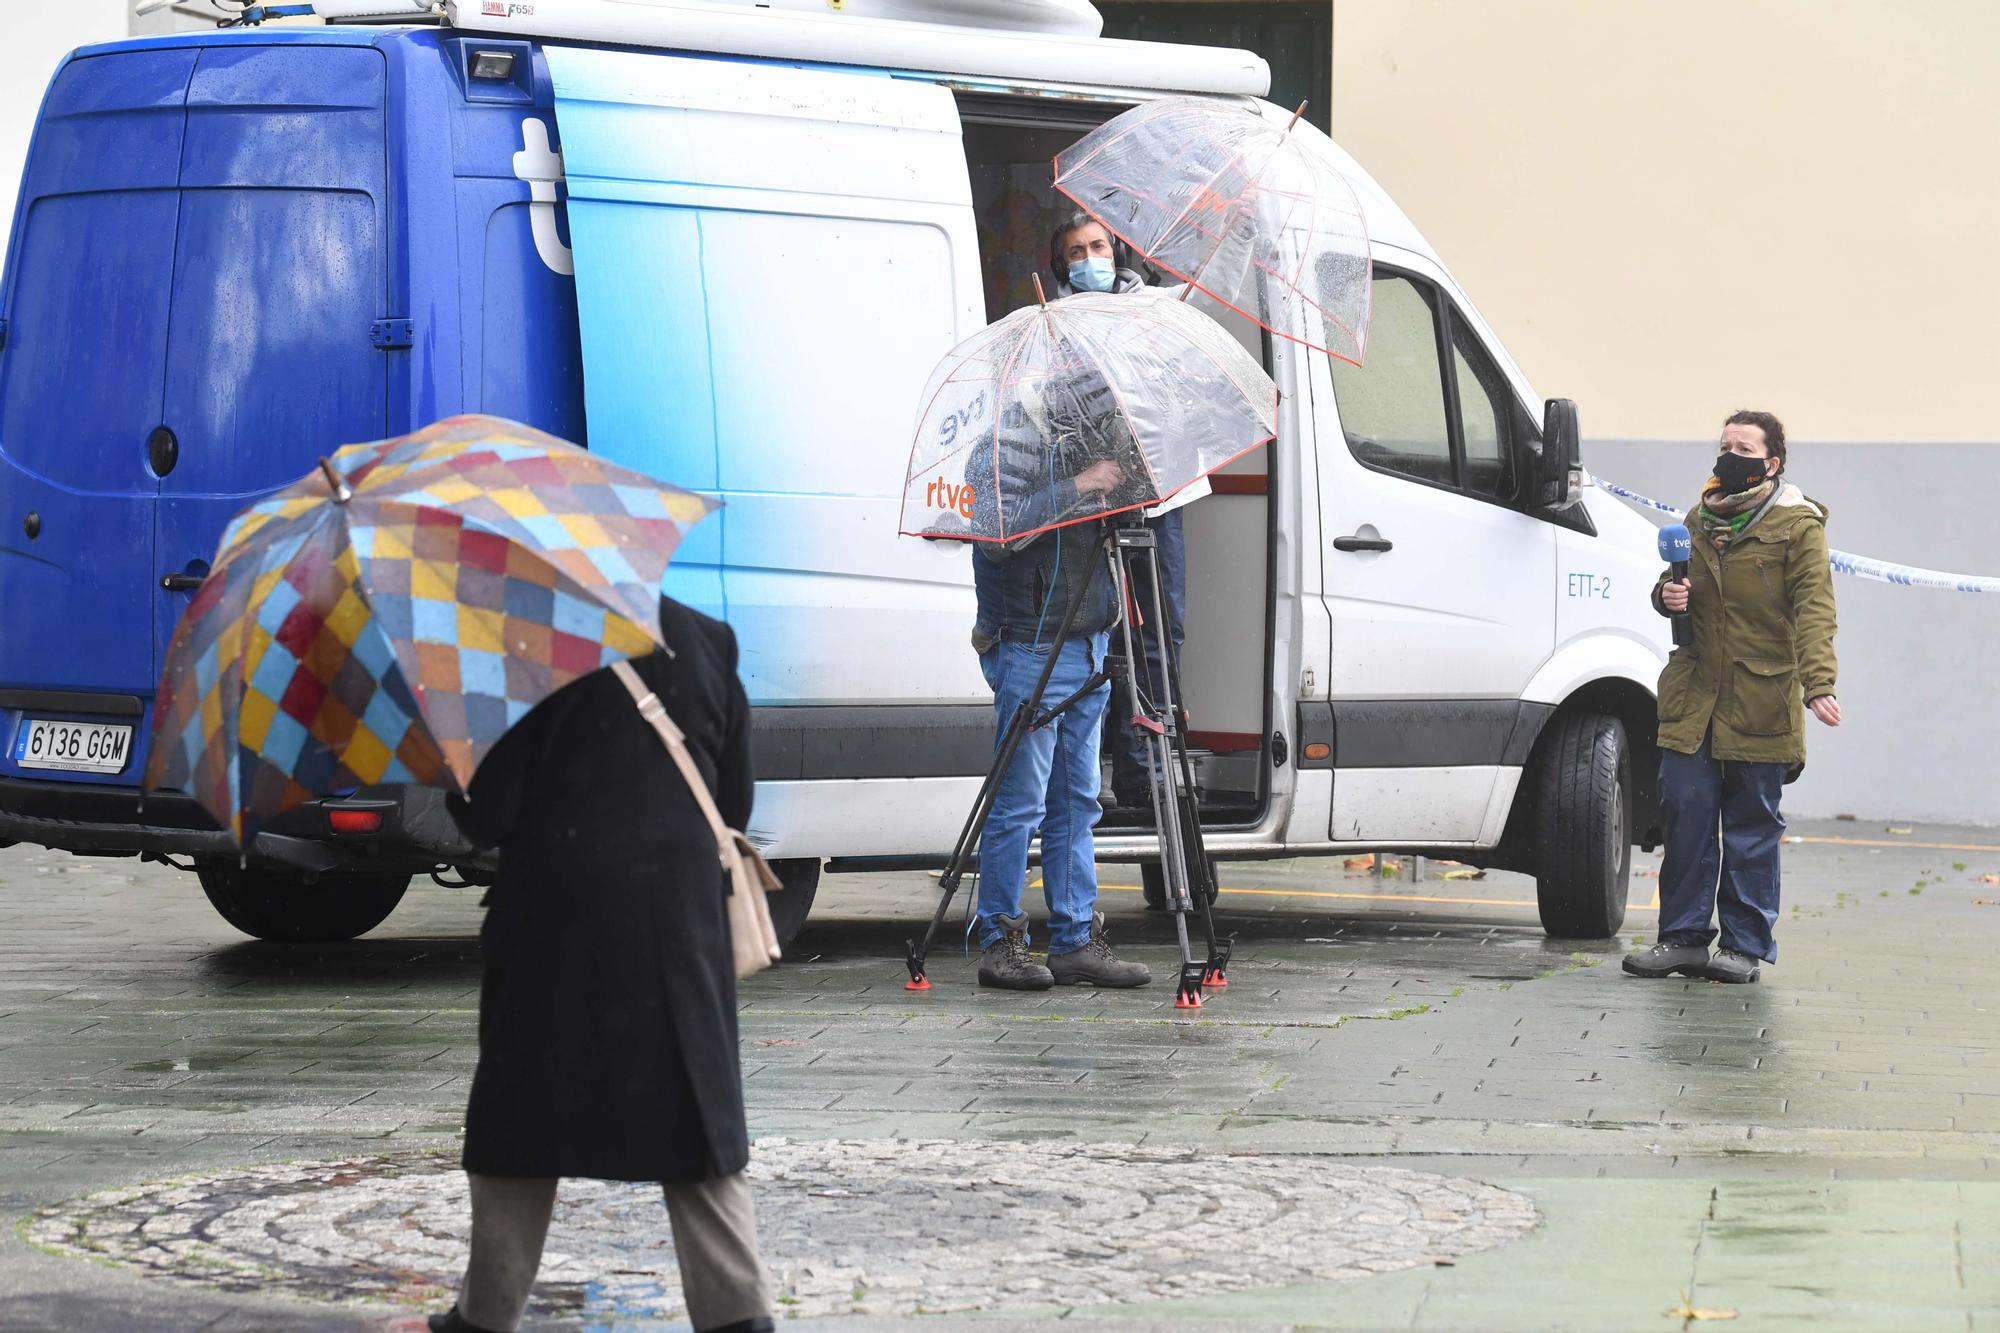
[
  {"xmin": 766, "ymin": 858, "xmax": 819, "ymax": 948},
  {"xmin": 195, "ymin": 863, "xmax": 411, "ymax": 942},
  {"xmin": 1532, "ymin": 712, "xmax": 1632, "ymax": 938},
  {"xmin": 1140, "ymin": 856, "xmax": 1219, "ymax": 911}
]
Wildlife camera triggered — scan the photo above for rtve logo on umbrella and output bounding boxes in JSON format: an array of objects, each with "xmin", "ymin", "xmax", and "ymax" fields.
[{"xmin": 925, "ymin": 478, "xmax": 977, "ymax": 518}]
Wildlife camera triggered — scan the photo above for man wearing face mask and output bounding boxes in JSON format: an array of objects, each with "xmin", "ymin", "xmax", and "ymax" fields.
[
  {"xmin": 1625, "ymin": 410, "xmax": 1840, "ymax": 986},
  {"xmin": 1047, "ymin": 213, "xmax": 1192, "ymax": 826}
]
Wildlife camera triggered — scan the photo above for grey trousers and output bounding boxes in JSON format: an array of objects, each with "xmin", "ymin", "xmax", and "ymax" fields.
[{"xmin": 457, "ymin": 1170, "xmax": 774, "ymax": 1332}]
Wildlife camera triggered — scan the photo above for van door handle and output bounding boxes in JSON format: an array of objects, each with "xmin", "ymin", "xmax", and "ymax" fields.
[
  {"xmin": 1333, "ymin": 535, "xmax": 1394, "ymax": 553},
  {"xmin": 160, "ymin": 573, "xmax": 205, "ymax": 592}
]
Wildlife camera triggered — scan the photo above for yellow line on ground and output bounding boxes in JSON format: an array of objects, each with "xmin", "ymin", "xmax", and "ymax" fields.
[
  {"xmin": 1090, "ymin": 881, "xmax": 1659, "ymax": 912},
  {"xmin": 1791, "ymin": 834, "xmax": 2000, "ymax": 853}
]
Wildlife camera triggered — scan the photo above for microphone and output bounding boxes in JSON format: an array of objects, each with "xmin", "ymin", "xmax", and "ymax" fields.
[{"xmin": 1658, "ymin": 523, "xmax": 1693, "ymax": 648}]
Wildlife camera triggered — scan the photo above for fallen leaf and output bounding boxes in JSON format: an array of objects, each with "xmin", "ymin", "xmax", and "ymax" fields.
[
  {"xmin": 1440, "ymin": 868, "xmax": 1486, "ymax": 880},
  {"xmin": 1342, "ymin": 854, "xmax": 1376, "ymax": 872},
  {"xmin": 1666, "ymin": 1292, "xmax": 1739, "ymax": 1321},
  {"xmin": 1981, "ymin": 874, "xmax": 2000, "ymax": 885},
  {"xmin": 757, "ymin": 1038, "xmax": 806, "ymax": 1047},
  {"xmin": 1974, "ymin": 899, "xmax": 1996, "ymax": 907},
  {"xmin": 1887, "ymin": 826, "xmax": 1914, "ymax": 835},
  {"xmin": 1635, "ymin": 868, "xmax": 1660, "ymax": 879}
]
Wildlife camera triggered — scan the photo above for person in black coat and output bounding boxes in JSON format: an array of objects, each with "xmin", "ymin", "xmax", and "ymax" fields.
[{"xmin": 429, "ymin": 596, "xmax": 774, "ymax": 1333}]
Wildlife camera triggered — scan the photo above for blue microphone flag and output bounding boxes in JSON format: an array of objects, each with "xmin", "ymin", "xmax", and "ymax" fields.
[{"xmin": 1658, "ymin": 523, "xmax": 1693, "ymax": 563}]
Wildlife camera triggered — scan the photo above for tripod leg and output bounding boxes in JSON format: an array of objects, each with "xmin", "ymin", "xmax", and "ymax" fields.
[
  {"xmin": 1112, "ymin": 534, "xmax": 1207, "ymax": 1009},
  {"xmin": 1160, "ymin": 635, "xmax": 1229, "ymax": 990}
]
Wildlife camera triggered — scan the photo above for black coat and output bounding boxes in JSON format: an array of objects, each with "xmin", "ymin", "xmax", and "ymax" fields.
[{"xmin": 454, "ymin": 596, "xmax": 753, "ymax": 1183}]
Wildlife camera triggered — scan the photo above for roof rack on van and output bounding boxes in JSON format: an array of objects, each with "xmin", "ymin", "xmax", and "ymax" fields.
[
  {"xmin": 147, "ymin": 0, "xmax": 437, "ymax": 22},
  {"xmin": 440, "ymin": 0, "xmax": 1269, "ymax": 98}
]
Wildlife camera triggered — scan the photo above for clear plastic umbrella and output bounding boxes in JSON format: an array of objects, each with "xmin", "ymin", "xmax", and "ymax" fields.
[
  {"xmin": 899, "ymin": 286, "xmax": 1276, "ymax": 546},
  {"xmin": 1055, "ymin": 97, "xmax": 1371, "ymax": 365}
]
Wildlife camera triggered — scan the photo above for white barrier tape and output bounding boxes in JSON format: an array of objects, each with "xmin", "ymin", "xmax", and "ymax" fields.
[{"xmin": 1593, "ymin": 476, "xmax": 2000, "ymax": 593}]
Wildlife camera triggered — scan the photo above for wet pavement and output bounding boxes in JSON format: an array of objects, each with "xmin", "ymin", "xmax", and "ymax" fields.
[{"xmin": 3, "ymin": 819, "xmax": 1998, "ymax": 1330}]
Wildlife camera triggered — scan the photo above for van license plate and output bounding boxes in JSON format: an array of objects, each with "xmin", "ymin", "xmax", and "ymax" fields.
[{"xmin": 13, "ymin": 719, "xmax": 134, "ymax": 774}]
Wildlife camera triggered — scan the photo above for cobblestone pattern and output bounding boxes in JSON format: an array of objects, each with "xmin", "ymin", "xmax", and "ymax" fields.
[{"xmin": 22, "ymin": 1140, "xmax": 1536, "ymax": 1320}]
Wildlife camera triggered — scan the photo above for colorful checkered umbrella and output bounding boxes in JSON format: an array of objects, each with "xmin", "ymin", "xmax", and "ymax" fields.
[{"xmin": 144, "ymin": 414, "xmax": 717, "ymax": 843}]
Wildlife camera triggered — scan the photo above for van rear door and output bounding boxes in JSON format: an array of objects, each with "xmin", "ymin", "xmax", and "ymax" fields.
[
  {"xmin": 544, "ymin": 48, "xmax": 985, "ymax": 711},
  {"xmin": 0, "ymin": 50, "xmax": 196, "ymax": 704},
  {"xmin": 153, "ymin": 45, "xmax": 391, "ymax": 682},
  {"xmin": 0, "ymin": 50, "xmax": 197, "ymax": 784}
]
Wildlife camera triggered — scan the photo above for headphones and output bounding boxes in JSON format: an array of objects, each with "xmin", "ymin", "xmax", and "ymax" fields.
[{"xmin": 1049, "ymin": 211, "xmax": 1142, "ymax": 288}]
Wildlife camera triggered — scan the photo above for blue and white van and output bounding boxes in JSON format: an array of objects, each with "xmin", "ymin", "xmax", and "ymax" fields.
[{"xmin": 0, "ymin": 0, "xmax": 1670, "ymax": 943}]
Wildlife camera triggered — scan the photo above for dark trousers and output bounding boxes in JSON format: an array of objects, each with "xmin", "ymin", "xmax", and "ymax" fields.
[
  {"xmin": 1658, "ymin": 733, "xmax": 1787, "ymax": 963},
  {"xmin": 1106, "ymin": 508, "xmax": 1187, "ymax": 798}
]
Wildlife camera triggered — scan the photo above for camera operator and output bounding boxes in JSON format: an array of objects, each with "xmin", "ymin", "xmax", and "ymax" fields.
[{"xmin": 965, "ymin": 407, "xmax": 1152, "ymax": 991}]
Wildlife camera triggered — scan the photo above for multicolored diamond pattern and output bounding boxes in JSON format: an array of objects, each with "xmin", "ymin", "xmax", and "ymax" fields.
[{"xmin": 144, "ymin": 415, "xmax": 718, "ymax": 844}]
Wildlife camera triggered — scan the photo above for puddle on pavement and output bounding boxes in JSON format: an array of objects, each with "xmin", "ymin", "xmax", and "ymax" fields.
[{"xmin": 127, "ymin": 1053, "xmax": 252, "ymax": 1073}]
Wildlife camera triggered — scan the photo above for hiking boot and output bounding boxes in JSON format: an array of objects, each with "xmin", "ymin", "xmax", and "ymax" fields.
[
  {"xmin": 977, "ymin": 913, "xmax": 1053, "ymax": 991},
  {"xmin": 1048, "ymin": 913, "xmax": 1152, "ymax": 988},
  {"xmin": 1701, "ymin": 948, "xmax": 1762, "ymax": 984},
  {"xmin": 1620, "ymin": 940, "xmax": 1710, "ymax": 978}
]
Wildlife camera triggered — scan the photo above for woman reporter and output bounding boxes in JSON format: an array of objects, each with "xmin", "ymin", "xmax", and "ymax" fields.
[{"xmin": 1624, "ymin": 411, "xmax": 1840, "ymax": 985}]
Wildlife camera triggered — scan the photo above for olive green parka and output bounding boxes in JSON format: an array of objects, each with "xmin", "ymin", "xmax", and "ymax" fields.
[{"xmin": 1651, "ymin": 481, "xmax": 1838, "ymax": 765}]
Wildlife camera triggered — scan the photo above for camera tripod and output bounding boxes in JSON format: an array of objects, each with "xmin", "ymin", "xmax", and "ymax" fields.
[{"xmin": 904, "ymin": 521, "xmax": 1230, "ymax": 1008}]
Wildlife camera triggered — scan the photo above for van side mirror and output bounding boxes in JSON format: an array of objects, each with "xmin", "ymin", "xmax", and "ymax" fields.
[{"xmin": 1536, "ymin": 398, "xmax": 1583, "ymax": 510}]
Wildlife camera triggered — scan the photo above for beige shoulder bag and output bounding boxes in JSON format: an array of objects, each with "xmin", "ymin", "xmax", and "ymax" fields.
[{"xmin": 611, "ymin": 660, "xmax": 781, "ymax": 978}]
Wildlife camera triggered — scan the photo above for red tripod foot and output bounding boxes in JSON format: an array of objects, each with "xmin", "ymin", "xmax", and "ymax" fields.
[
  {"xmin": 1202, "ymin": 967, "xmax": 1228, "ymax": 989},
  {"xmin": 905, "ymin": 975, "xmax": 932, "ymax": 991},
  {"xmin": 1174, "ymin": 987, "xmax": 1204, "ymax": 1009}
]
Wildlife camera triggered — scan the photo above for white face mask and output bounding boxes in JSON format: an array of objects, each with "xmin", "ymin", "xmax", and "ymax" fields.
[{"xmin": 1067, "ymin": 257, "xmax": 1116, "ymax": 293}]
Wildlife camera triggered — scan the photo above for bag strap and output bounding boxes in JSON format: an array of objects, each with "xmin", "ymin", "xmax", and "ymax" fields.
[{"xmin": 610, "ymin": 659, "xmax": 733, "ymax": 869}]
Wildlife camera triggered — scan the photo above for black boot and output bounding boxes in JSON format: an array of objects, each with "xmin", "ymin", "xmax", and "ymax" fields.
[{"xmin": 429, "ymin": 1307, "xmax": 503, "ymax": 1333}]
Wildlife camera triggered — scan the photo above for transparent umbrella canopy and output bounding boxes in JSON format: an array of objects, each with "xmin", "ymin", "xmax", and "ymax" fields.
[
  {"xmin": 1055, "ymin": 97, "xmax": 1372, "ymax": 365},
  {"xmin": 899, "ymin": 287, "xmax": 1277, "ymax": 546}
]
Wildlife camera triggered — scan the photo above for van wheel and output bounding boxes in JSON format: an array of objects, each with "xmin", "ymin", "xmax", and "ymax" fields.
[
  {"xmin": 1140, "ymin": 856, "xmax": 1220, "ymax": 911},
  {"xmin": 767, "ymin": 858, "xmax": 819, "ymax": 948},
  {"xmin": 1532, "ymin": 712, "xmax": 1632, "ymax": 938},
  {"xmin": 195, "ymin": 863, "xmax": 411, "ymax": 942}
]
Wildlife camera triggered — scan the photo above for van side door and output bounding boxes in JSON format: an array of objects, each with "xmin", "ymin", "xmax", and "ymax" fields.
[
  {"xmin": 1310, "ymin": 257, "xmax": 1556, "ymax": 842},
  {"xmin": 543, "ymin": 49, "xmax": 986, "ymax": 720}
]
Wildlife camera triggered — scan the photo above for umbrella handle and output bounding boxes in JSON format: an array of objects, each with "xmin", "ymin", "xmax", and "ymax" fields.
[
  {"xmin": 1286, "ymin": 100, "xmax": 1307, "ymax": 132},
  {"xmin": 317, "ymin": 457, "xmax": 353, "ymax": 504},
  {"xmin": 1032, "ymin": 273, "xmax": 1048, "ymax": 306}
]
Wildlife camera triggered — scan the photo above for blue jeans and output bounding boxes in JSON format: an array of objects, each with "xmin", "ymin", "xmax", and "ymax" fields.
[
  {"xmin": 1106, "ymin": 509, "xmax": 1187, "ymax": 798},
  {"xmin": 1658, "ymin": 734, "xmax": 1787, "ymax": 962},
  {"xmin": 976, "ymin": 633, "xmax": 1110, "ymax": 955}
]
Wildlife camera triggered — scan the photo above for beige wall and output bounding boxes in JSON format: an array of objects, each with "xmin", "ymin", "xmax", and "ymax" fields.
[{"xmin": 1330, "ymin": 0, "xmax": 2000, "ymax": 442}]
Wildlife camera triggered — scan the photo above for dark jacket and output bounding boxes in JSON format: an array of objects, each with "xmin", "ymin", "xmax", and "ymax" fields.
[
  {"xmin": 455, "ymin": 596, "xmax": 752, "ymax": 1183},
  {"xmin": 973, "ymin": 521, "xmax": 1117, "ymax": 652},
  {"xmin": 1650, "ymin": 482, "xmax": 1837, "ymax": 765}
]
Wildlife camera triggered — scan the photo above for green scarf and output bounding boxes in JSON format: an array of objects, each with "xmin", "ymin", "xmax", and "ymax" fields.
[{"xmin": 1695, "ymin": 476, "xmax": 1776, "ymax": 550}]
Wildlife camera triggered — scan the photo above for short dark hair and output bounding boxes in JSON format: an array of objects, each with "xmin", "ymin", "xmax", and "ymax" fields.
[{"xmin": 1723, "ymin": 409, "xmax": 1787, "ymax": 473}]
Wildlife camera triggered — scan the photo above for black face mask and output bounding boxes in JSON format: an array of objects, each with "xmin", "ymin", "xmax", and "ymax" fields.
[{"xmin": 1712, "ymin": 451, "xmax": 1770, "ymax": 495}]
